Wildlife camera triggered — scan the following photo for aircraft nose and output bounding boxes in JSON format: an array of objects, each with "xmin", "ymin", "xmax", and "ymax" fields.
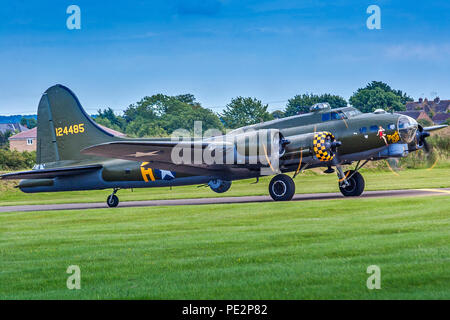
[{"xmin": 397, "ymin": 115, "xmax": 418, "ymax": 144}]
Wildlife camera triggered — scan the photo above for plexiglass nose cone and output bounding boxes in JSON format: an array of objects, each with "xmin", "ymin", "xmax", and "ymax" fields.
[{"xmin": 398, "ymin": 115, "xmax": 418, "ymax": 144}]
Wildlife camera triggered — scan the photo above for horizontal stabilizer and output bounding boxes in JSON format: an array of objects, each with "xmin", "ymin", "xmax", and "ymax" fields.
[{"xmin": 0, "ymin": 164, "xmax": 102, "ymax": 180}]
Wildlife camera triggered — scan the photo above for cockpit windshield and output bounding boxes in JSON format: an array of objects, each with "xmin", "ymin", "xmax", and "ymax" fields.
[{"xmin": 343, "ymin": 108, "xmax": 362, "ymax": 118}]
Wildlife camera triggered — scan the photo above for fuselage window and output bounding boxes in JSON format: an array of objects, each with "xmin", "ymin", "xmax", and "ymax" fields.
[
  {"xmin": 369, "ymin": 125, "xmax": 378, "ymax": 132},
  {"xmin": 322, "ymin": 113, "xmax": 331, "ymax": 121},
  {"xmin": 388, "ymin": 123, "xmax": 396, "ymax": 130},
  {"xmin": 359, "ymin": 127, "xmax": 367, "ymax": 134}
]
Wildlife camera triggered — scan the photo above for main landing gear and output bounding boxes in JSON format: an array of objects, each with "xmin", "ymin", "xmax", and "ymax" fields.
[
  {"xmin": 269, "ymin": 174, "xmax": 296, "ymax": 201},
  {"xmin": 338, "ymin": 170, "xmax": 365, "ymax": 196},
  {"xmin": 107, "ymin": 188, "xmax": 120, "ymax": 207},
  {"xmin": 336, "ymin": 160, "xmax": 367, "ymax": 197},
  {"xmin": 267, "ymin": 160, "xmax": 368, "ymax": 201}
]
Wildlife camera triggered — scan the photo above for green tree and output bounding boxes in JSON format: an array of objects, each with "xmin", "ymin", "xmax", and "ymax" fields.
[
  {"xmin": 95, "ymin": 108, "xmax": 125, "ymax": 131},
  {"xmin": 125, "ymin": 117, "xmax": 167, "ymax": 137},
  {"xmin": 0, "ymin": 131, "xmax": 13, "ymax": 149},
  {"xmin": 349, "ymin": 87, "xmax": 405, "ymax": 113},
  {"xmin": 349, "ymin": 81, "xmax": 412, "ymax": 113},
  {"xmin": 220, "ymin": 97, "xmax": 273, "ymax": 129},
  {"xmin": 0, "ymin": 149, "xmax": 36, "ymax": 170},
  {"xmin": 94, "ymin": 117, "xmax": 123, "ymax": 133},
  {"xmin": 271, "ymin": 110, "xmax": 285, "ymax": 119},
  {"xmin": 123, "ymin": 94, "xmax": 224, "ymax": 137},
  {"xmin": 284, "ymin": 93, "xmax": 347, "ymax": 116},
  {"xmin": 364, "ymin": 81, "xmax": 413, "ymax": 104},
  {"xmin": 20, "ymin": 117, "xmax": 37, "ymax": 129},
  {"xmin": 174, "ymin": 94, "xmax": 200, "ymax": 107}
]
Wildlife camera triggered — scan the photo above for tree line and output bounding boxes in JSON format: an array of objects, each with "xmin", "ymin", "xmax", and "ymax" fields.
[{"xmin": 93, "ymin": 81, "xmax": 413, "ymax": 136}]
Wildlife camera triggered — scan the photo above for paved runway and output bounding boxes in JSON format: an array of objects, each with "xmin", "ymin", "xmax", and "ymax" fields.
[{"xmin": 1, "ymin": 188, "xmax": 449, "ymax": 212}]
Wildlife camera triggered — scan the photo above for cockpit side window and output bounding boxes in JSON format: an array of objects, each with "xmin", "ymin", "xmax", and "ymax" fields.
[
  {"xmin": 322, "ymin": 113, "xmax": 331, "ymax": 121},
  {"xmin": 359, "ymin": 127, "xmax": 367, "ymax": 134},
  {"xmin": 369, "ymin": 125, "xmax": 378, "ymax": 132},
  {"xmin": 331, "ymin": 111, "xmax": 347, "ymax": 120}
]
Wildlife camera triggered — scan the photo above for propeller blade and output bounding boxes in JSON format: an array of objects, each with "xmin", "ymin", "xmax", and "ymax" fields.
[
  {"xmin": 417, "ymin": 127, "xmax": 431, "ymax": 152},
  {"xmin": 423, "ymin": 139, "xmax": 431, "ymax": 153}
]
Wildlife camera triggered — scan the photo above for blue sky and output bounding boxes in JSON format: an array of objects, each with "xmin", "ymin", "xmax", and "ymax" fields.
[{"xmin": 0, "ymin": 0, "xmax": 449, "ymax": 115}]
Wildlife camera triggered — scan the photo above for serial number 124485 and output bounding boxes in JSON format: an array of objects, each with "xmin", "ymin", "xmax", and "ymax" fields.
[{"xmin": 55, "ymin": 123, "xmax": 85, "ymax": 137}]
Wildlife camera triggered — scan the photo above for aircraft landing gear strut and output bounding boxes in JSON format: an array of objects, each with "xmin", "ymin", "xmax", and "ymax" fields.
[
  {"xmin": 107, "ymin": 188, "xmax": 120, "ymax": 207},
  {"xmin": 336, "ymin": 160, "xmax": 368, "ymax": 197}
]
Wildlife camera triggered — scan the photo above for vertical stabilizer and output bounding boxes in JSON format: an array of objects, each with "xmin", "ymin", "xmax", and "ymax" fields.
[{"xmin": 36, "ymin": 84, "xmax": 119, "ymax": 164}]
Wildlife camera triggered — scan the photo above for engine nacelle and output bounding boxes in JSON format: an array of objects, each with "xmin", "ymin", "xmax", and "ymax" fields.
[
  {"xmin": 285, "ymin": 131, "xmax": 339, "ymax": 162},
  {"xmin": 233, "ymin": 128, "xmax": 284, "ymax": 158},
  {"xmin": 207, "ymin": 129, "xmax": 288, "ymax": 166},
  {"xmin": 208, "ymin": 179, "xmax": 232, "ymax": 193}
]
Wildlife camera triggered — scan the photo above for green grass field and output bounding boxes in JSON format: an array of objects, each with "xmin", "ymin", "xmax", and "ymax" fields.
[
  {"xmin": 0, "ymin": 195, "xmax": 449, "ymax": 299},
  {"xmin": 1, "ymin": 167, "xmax": 449, "ymax": 206},
  {"xmin": 1, "ymin": 166, "xmax": 449, "ymax": 299}
]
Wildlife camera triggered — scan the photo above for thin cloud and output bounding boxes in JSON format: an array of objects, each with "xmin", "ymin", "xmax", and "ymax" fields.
[{"xmin": 384, "ymin": 43, "xmax": 450, "ymax": 61}]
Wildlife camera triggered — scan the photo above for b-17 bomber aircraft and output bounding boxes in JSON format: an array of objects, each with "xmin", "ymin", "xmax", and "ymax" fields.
[{"xmin": 1, "ymin": 85, "xmax": 446, "ymax": 207}]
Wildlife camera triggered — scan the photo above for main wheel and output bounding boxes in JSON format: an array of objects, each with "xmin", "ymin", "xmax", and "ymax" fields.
[
  {"xmin": 269, "ymin": 174, "xmax": 296, "ymax": 201},
  {"xmin": 339, "ymin": 170, "xmax": 365, "ymax": 197},
  {"xmin": 107, "ymin": 194, "xmax": 119, "ymax": 207}
]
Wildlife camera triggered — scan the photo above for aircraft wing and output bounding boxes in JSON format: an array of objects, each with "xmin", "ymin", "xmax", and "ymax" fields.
[
  {"xmin": 423, "ymin": 124, "xmax": 448, "ymax": 132},
  {"xmin": 0, "ymin": 164, "xmax": 102, "ymax": 180},
  {"xmin": 81, "ymin": 140, "xmax": 235, "ymax": 175}
]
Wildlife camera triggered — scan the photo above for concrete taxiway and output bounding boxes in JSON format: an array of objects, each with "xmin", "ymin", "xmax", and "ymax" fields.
[{"xmin": 0, "ymin": 188, "xmax": 449, "ymax": 212}]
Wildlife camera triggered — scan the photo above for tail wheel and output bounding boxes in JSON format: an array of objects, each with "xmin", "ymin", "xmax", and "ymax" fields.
[
  {"xmin": 269, "ymin": 174, "xmax": 296, "ymax": 201},
  {"xmin": 107, "ymin": 194, "xmax": 119, "ymax": 207},
  {"xmin": 339, "ymin": 170, "xmax": 365, "ymax": 197},
  {"xmin": 208, "ymin": 179, "xmax": 232, "ymax": 193}
]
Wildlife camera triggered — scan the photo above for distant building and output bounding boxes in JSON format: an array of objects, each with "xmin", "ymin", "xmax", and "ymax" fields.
[
  {"xmin": 405, "ymin": 97, "xmax": 450, "ymax": 113},
  {"xmin": 432, "ymin": 113, "xmax": 450, "ymax": 125},
  {"xmin": 9, "ymin": 124, "xmax": 125, "ymax": 152},
  {"xmin": 8, "ymin": 128, "xmax": 36, "ymax": 152},
  {"xmin": 404, "ymin": 97, "xmax": 450, "ymax": 124},
  {"xmin": 396, "ymin": 111, "xmax": 433, "ymax": 123},
  {"xmin": 0, "ymin": 123, "xmax": 28, "ymax": 135}
]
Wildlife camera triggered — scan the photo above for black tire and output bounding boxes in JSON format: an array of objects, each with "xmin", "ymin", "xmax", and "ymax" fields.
[
  {"xmin": 209, "ymin": 179, "xmax": 232, "ymax": 193},
  {"xmin": 339, "ymin": 170, "xmax": 365, "ymax": 197},
  {"xmin": 107, "ymin": 194, "xmax": 119, "ymax": 207},
  {"xmin": 269, "ymin": 174, "xmax": 296, "ymax": 201}
]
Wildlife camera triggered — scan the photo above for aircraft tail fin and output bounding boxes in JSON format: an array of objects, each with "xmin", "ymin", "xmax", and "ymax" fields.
[{"xmin": 36, "ymin": 84, "xmax": 120, "ymax": 164}]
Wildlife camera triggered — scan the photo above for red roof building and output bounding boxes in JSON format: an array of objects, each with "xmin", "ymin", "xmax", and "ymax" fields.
[
  {"xmin": 432, "ymin": 113, "xmax": 450, "ymax": 125},
  {"xmin": 9, "ymin": 124, "xmax": 125, "ymax": 152}
]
